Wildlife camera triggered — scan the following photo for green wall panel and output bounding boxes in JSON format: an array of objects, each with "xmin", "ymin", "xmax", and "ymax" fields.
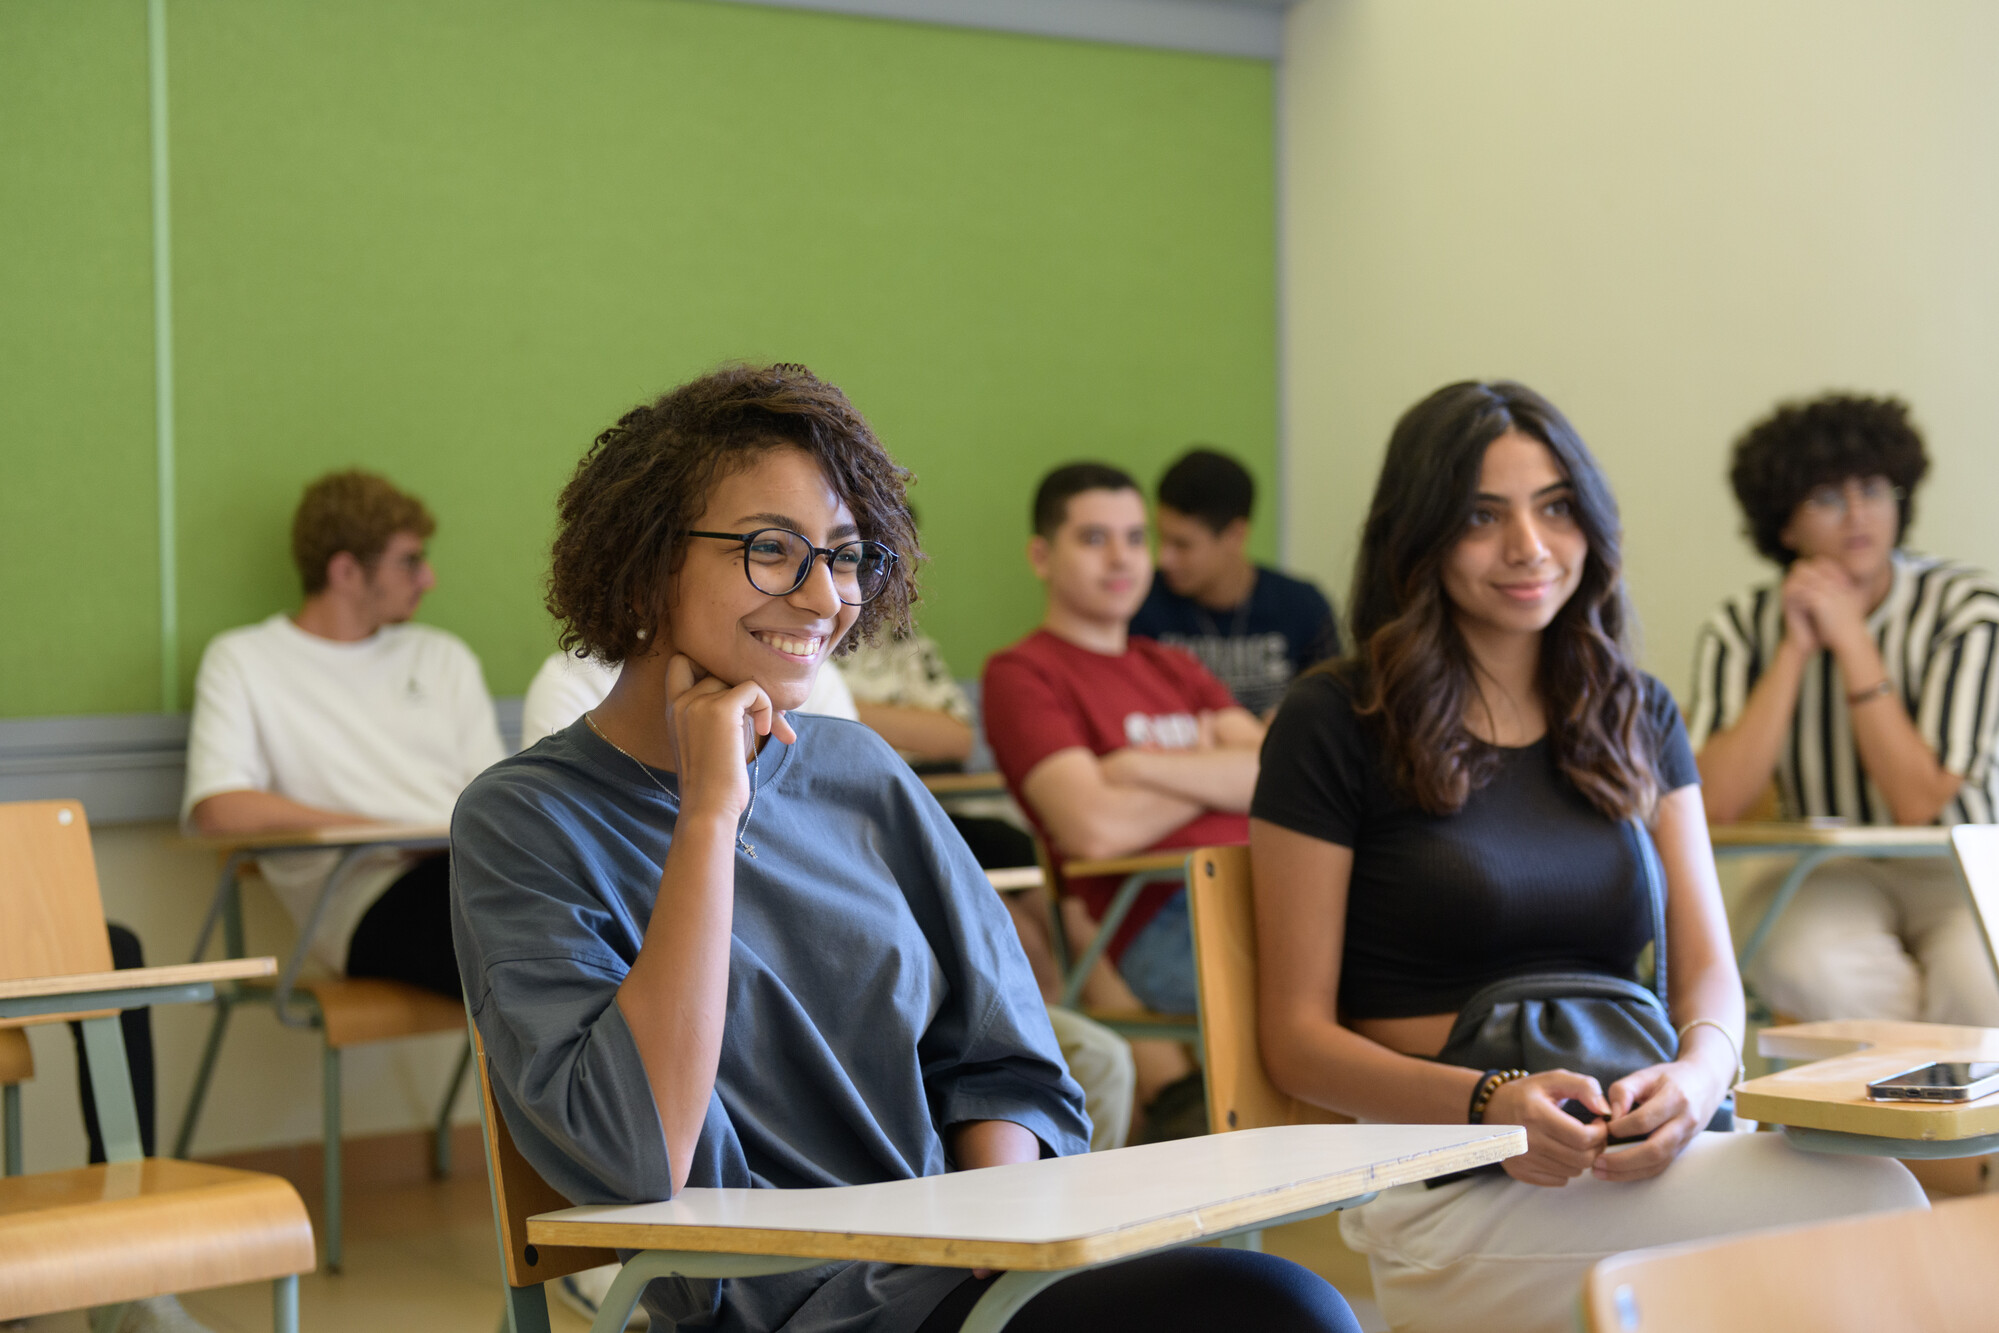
[
  {"xmin": 5, "ymin": 0, "xmax": 1276, "ymax": 716},
  {"xmin": 0, "ymin": 1, "xmax": 160, "ymax": 716}
]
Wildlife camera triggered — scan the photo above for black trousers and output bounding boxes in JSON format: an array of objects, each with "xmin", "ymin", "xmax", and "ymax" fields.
[
  {"xmin": 70, "ymin": 923, "xmax": 156, "ymax": 1164},
  {"xmin": 947, "ymin": 814, "xmax": 1036, "ymax": 871},
  {"xmin": 345, "ymin": 853, "xmax": 463, "ymax": 1000},
  {"xmin": 915, "ymin": 1247, "xmax": 1361, "ymax": 1333}
]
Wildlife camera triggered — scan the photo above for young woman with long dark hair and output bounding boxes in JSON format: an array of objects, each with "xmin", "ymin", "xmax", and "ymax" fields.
[
  {"xmin": 1250, "ymin": 381, "xmax": 1922, "ymax": 1333},
  {"xmin": 449, "ymin": 364, "xmax": 1359, "ymax": 1333}
]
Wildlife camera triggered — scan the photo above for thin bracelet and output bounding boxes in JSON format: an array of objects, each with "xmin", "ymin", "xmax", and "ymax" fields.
[
  {"xmin": 1847, "ymin": 679, "xmax": 1894, "ymax": 707},
  {"xmin": 1677, "ymin": 1019, "xmax": 1745, "ymax": 1088}
]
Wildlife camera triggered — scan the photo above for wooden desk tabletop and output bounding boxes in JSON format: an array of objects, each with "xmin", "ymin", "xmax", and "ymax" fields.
[
  {"xmin": 1707, "ymin": 822, "xmax": 1952, "ymax": 850},
  {"xmin": 920, "ymin": 772, "xmax": 1009, "ymax": 797},
  {"xmin": 527, "ymin": 1123, "xmax": 1523, "ymax": 1270},
  {"xmin": 1737, "ymin": 1019, "xmax": 1999, "ymax": 1142},
  {"xmin": 179, "ymin": 822, "xmax": 451, "ymax": 853},
  {"xmin": 1059, "ymin": 849, "xmax": 1194, "ymax": 880}
]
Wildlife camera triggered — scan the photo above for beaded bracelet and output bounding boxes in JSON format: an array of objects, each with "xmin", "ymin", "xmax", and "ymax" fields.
[{"xmin": 1467, "ymin": 1068, "xmax": 1529, "ymax": 1124}]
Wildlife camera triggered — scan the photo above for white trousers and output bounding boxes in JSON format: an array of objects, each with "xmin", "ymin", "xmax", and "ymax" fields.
[
  {"xmin": 1046, "ymin": 1005, "xmax": 1135, "ymax": 1152},
  {"xmin": 1340, "ymin": 1132, "xmax": 1923, "ymax": 1333},
  {"xmin": 1747, "ymin": 856, "xmax": 1999, "ymax": 1025}
]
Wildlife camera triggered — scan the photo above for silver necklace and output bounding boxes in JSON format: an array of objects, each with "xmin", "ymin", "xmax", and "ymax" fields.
[{"xmin": 585, "ymin": 712, "xmax": 760, "ymax": 858}]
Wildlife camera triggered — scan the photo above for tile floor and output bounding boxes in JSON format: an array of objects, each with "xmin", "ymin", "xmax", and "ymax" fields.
[{"xmin": 10, "ymin": 1128, "xmax": 1383, "ymax": 1333}]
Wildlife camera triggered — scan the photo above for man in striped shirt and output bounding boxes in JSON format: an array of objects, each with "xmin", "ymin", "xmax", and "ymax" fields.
[{"xmin": 1688, "ymin": 393, "xmax": 1999, "ymax": 1025}]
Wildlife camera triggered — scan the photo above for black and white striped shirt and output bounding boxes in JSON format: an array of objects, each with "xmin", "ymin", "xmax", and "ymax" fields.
[{"xmin": 1686, "ymin": 551, "xmax": 1999, "ymax": 825}]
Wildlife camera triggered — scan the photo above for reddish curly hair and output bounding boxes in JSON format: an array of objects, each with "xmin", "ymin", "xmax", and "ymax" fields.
[{"xmin": 291, "ymin": 470, "xmax": 435, "ymax": 595}]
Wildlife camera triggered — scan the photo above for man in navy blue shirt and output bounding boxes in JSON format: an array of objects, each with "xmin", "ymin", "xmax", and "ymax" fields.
[{"xmin": 1131, "ymin": 448, "xmax": 1339, "ymax": 716}]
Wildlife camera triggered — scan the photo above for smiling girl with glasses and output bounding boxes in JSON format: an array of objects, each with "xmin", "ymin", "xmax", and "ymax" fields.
[{"xmin": 447, "ymin": 363, "xmax": 1359, "ymax": 1333}]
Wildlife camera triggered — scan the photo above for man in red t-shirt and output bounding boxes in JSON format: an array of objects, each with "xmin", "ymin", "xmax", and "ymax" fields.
[{"xmin": 983, "ymin": 462, "xmax": 1266, "ymax": 1023}]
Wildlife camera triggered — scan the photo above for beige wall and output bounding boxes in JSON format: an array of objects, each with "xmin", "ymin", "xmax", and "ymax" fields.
[
  {"xmin": 1280, "ymin": 0, "xmax": 1999, "ymax": 700},
  {"xmin": 13, "ymin": 824, "xmax": 473, "ymax": 1172}
]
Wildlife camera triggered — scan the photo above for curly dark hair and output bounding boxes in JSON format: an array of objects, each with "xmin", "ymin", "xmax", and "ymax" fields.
[
  {"xmin": 548, "ymin": 363, "xmax": 921, "ymax": 664},
  {"xmin": 1729, "ymin": 393, "xmax": 1928, "ymax": 565},
  {"xmin": 1331, "ymin": 380, "xmax": 1656, "ymax": 821}
]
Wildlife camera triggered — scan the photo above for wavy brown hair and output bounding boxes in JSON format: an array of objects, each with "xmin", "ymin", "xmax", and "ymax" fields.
[
  {"xmin": 547, "ymin": 363, "xmax": 921, "ymax": 664},
  {"xmin": 1335, "ymin": 380, "xmax": 1656, "ymax": 820}
]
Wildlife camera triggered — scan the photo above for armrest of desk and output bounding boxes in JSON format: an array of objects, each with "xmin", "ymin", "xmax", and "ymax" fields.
[
  {"xmin": 922, "ymin": 772, "xmax": 1009, "ymax": 797},
  {"xmin": 1059, "ymin": 850, "xmax": 1192, "ymax": 880},
  {"xmin": 984, "ymin": 867, "xmax": 1045, "ymax": 893},
  {"xmin": 179, "ymin": 822, "xmax": 451, "ymax": 853},
  {"xmin": 1707, "ymin": 822, "xmax": 1953, "ymax": 850},
  {"xmin": 0, "ymin": 958, "xmax": 276, "ymax": 1003},
  {"xmin": 0, "ymin": 958, "xmax": 278, "ymax": 1025}
]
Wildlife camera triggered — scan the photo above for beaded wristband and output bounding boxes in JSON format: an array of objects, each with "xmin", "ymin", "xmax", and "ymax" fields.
[{"xmin": 1467, "ymin": 1068, "xmax": 1529, "ymax": 1124}]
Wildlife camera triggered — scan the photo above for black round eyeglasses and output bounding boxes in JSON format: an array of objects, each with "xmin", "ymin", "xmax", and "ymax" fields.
[{"xmin": 688, "ymin": 528, "xmax": 899, "ymax": 606}]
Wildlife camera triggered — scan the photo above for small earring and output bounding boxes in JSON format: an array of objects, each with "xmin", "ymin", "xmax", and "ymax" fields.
[{"xmin": 635, "ymin": 626, "xmax": 651, "ymax": 641}]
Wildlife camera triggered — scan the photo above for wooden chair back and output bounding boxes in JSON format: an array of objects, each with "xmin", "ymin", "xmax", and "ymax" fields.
[
  {"xmin": 0, "ymin": 801, "xmax": 114, "ymax": 1029},
  {"xmin": 0, "ymin": 1031, "xmax": 30, "ymax": 1085},
  {"xmin": 1584, "ymin": 1190, "xmax": 1999, "ymax": 1332},
  {"xmin": 1949, "ymin": 825, "xmax": 1999, "ymax": 985},
  {"xmin": 1186, "ymin": 845, "xmax": 1347, "ymax": 1133},
  {"xmin": 469, "ymin": 1023, "xmax": 617, "ymax": 1288}
]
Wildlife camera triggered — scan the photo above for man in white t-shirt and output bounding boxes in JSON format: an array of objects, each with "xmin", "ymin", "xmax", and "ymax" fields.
[{"xmin": 182, "ymin": 471, "xmax": 505, "ymax": 990}]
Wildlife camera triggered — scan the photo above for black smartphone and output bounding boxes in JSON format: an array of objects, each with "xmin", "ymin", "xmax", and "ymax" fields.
[
  {"xmin": 1559, "ymin": 1098, "xmax": 1646, "ymax": 1145},
  {"xmin": 1865, "ymin": 1061, "xmax": 1999, "ymax": 1102}
]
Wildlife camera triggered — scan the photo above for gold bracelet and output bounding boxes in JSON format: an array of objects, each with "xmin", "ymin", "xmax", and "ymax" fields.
[{"xmin": 1677, "ymin": 1018, "xmax": 1745, "ymax": 1088}]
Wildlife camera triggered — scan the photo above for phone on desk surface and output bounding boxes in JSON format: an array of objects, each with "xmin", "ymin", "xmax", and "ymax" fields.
[{"xmin": 1865, "ymin": 1061, "xmax": 1999, "ymax": 1102}]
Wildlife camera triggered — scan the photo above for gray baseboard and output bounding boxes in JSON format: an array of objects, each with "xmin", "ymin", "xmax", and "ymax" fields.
[{"xmin": 0, "ymin": 700, "xmax": 525, "ymax": 826}]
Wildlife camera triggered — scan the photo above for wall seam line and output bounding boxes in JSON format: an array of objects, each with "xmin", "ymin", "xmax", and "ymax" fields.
[{"xmin": 148, "ymin": 0, "xmax": 178, "ymax": 712}]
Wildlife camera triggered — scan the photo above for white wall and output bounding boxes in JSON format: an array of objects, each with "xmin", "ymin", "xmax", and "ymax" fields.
[
  {"xmin": 13, "ymin": 823, "xmax": 473, "ymax": 1172},
  {"xmin": 1281, "ymin": 0, "xmax": 1999, "ymax": 699}
]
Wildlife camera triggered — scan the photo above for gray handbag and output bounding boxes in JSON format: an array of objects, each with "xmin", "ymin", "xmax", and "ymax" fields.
[{"xmin": 1434, "ymin": 816, "xmax": 1735, "ymax": 1132}]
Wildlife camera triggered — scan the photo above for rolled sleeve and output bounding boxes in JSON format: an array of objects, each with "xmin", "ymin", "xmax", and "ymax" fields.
[{"xmin": 451, "ymin": 776, "xmax": 676, "ymax": 1204}]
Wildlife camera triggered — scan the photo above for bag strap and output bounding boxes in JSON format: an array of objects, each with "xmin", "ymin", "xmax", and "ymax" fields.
[{"xmin": 1627, "ymin": 815, "xmax": 1668, "ymax": 1001}]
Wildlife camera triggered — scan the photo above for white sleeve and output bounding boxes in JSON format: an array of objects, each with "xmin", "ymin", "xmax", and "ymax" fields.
[
  {"xmin": 181, "ymin": 637, "xmax": 272, "ymax": 827},
  {"xmin": 801, "ymin": 661, "xmax": 861, "ymax": 721},
  {"xmin": 519, "ymin": 653, "xmax": 619, "ymax": 748},
  {"xmin": 450, "ymin": 641, "xmax": 507, "ymax": 780}
]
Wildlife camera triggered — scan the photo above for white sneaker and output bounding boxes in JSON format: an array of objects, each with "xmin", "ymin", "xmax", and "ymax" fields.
[
  {"xmin": 553, "ymin": 1263, "xmax": 650, "ymax": 1329},
  {"xmin": 114, "ymin": 1295, "xmax": 216, "ymax": 1333}
]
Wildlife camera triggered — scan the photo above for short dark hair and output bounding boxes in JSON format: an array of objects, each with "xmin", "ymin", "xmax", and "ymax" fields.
[
  {"xmin": 1157, "ymin": 447, "xmax": 1253, "ymax": 533},
  {"xmin": 1730, "ymin": 393, "xmax": 1928, "ymax": 565},
  {"xmin": 548, "ymin": 363, "xmax": 920, "ymax": 664},
  {"xmin": 292, "ymin": 470, "xmax": 435, "ymax": 595},
  {"xmin": 1032, "ymin": 462, "xmax": 1140, "ymax": 539}
]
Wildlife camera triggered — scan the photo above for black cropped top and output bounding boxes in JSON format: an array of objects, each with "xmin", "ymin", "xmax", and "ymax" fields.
[{"xmin": 1250, "ymin": 670, "xmax": 1700, "ymax": 1020}]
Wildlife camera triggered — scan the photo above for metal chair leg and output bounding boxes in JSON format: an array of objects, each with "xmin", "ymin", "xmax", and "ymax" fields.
[
  {"xmin": 434, "ymin": 1035, "xmax": 473, "ymax": 1178},
  {"xmin": 273, "ymin": 1273, "xmax": 299, "ymax": 1333},
  {"xmin": 3, "ymin": 1081, "xmax": 21, "ymax": 1175},
  {"xmin": 173, "ymin": 995, "xmax": 235, "ymax": 1157},
  {"xmin": 504, "ymin": 1283, "xmax": 554, "ymax": 1333},
  {"xmin": 323, "ymin": 1043, "xmax": 343, "ymax": 1273}
]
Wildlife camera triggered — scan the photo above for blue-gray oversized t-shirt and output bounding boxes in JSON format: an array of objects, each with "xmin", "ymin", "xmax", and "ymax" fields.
[{"xmin": 450, "ymin": 713, "xmax": 1091, "ymax": 1333}]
